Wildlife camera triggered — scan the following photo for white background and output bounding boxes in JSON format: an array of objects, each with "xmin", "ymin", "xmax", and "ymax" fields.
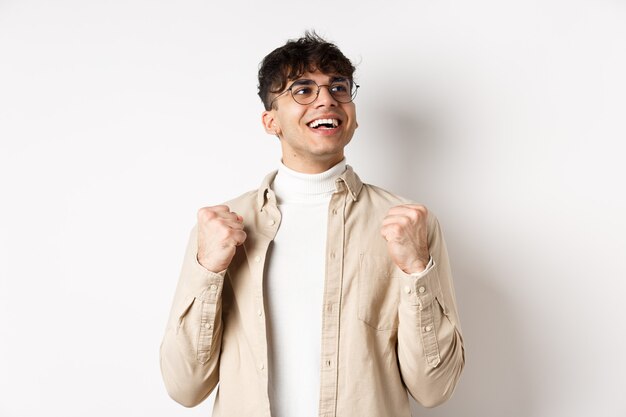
[{"xmin": 1, "ymin": 1, "xmax": 625, "ymax": 416}]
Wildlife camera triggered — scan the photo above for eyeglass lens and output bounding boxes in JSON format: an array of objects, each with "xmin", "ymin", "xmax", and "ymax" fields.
[{"xmin": 290, "ymin": 78, "xmax": 357, "ymax": 105}]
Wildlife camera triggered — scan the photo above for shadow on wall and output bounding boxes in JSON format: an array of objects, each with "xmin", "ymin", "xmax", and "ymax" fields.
[{"xmin": 377, "ymin": 107, "xmax": 534, "ymax": 417}]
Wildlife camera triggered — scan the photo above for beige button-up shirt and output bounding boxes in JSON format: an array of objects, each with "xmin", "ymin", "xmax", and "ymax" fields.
[{"xmin": 160, "ymin": 166, "xmax": 465, "ymax": 417}]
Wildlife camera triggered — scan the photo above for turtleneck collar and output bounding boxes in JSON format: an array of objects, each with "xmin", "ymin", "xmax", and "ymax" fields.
[{"xmin": 271, "ymin": 159, "xmax": 347, "ymax": 204}]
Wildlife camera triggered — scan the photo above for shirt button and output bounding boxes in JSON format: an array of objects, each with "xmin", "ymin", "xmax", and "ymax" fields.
[
  {"xmin": 255, "ymin": 256, "xmax": 261, "ymax": 263},
  {"xmin": 268, "ymin": 220, "xmax": 275, "ymax": 226},
  {"xmin": 330, "ymin": 252, "xmax": 336, "ymax": 259},
  {"xmin": 210, "ymin": 284, "xmax": 217, "ymax": 291},
  {"xmin": 259, "ymin": 363, "xmax": 265, "ymax": 370},
  {"xmin": 204, "ymin": 323, "xmax": 212, "ymax": 329},
  {"xmin": 418, "ymin": 286, "xmax": 426, "ymax": 294},
  {"xmin": 326, "ymin": 360, "xmax": 332, "ymax": 368},
  {"xmin": 424, "ymin": 325, "xmax": 432, "ymax": 332},
  {"xmin": 332, "ymin": 209, "xmax": 338, "ymax": 215},
  {"xmin": 257, "ymin": 309, "xmax": 263, "ymax": 317},
  {"xmin": 404, "ymin": 286, "xmax": 412, "ymax": 294}
]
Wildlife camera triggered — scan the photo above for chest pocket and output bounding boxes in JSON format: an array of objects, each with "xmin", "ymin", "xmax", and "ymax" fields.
[{"xmin": 358, "ymin": 254, "xmax": 401, "ymax": 331}]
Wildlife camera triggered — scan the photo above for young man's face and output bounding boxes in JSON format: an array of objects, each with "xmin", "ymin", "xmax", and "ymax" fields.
[{"xmin": 262, "ymin": 70, "xmax": 358, "ymax": 173}]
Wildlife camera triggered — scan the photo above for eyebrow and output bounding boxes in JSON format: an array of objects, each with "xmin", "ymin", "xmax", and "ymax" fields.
[
  {"xmin": 290, "ymin": 79, "xmax": 316, "ymax": 87},
  {"xmin": 289, "ymin": 76, "xmax": 350, "ymax": 88}
]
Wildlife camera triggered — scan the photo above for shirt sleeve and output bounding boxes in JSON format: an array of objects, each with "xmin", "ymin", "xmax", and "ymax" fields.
[
  {"xmin": 160, "ymin": 225, "xmax": 225, "ymax": 407},
  {"xmin": 396, "ymin": 213, "xmax": 465, "ymax": 407}
]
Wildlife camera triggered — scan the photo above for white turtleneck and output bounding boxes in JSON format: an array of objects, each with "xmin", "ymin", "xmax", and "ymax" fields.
[{"xmin": 264, "ymin": 159, "xmax": 347, "ymax": 417}]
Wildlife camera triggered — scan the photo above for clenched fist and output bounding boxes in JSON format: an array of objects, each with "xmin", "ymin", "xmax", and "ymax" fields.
[
  {"xmin": 381, "ymin": 204, "xmax": 430, "ymax": 274},
  {"xmin": 197, "ymin": 205, "xmax": 247, "ymax": 273}
]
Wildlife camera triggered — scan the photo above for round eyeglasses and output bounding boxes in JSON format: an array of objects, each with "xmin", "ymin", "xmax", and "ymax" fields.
[{"xmin": 269, "ymin": 77, "xmax": 360, "ymax": 108}]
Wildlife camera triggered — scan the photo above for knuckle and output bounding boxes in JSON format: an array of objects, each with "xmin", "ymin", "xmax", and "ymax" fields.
[
  {"xmin": 197, "ymin": 207, "xmax": 217, "ymax": 221},
  {"xmin": 410, "ymin": 205, "xmax": 428, "ymax": 220}
]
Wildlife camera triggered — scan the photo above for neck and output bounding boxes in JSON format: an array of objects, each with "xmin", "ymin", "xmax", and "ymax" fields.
[
  {"xmin": 272, "ymin": 159, "xmax": 346, "ymax": 204},
  {"xmin": 280, "ymin": 154, "xmax": 345, "ymax": 174}
]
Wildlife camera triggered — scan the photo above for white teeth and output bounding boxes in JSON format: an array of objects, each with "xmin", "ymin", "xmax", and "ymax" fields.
[{"xmin": 309, "ymin": 118, "xmax": 339, "ymax": 128}]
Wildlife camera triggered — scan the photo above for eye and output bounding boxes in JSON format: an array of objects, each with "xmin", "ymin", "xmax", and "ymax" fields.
[
  {"xmin": 330, "ymin": 83, "xmax": 349, "ymax": 93},
  {"xmin": 292, "ymin": 86, "xmax": 314, "ymax": 96}
]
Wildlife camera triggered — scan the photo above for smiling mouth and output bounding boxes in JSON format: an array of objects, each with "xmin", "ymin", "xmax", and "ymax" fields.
[{"xmin": 308, "ymin": 118, "xmax": 341, "ymax": 130}]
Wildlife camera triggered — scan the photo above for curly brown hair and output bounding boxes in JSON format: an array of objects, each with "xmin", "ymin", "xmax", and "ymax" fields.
[{"xmin": 257, "ymin": 31, "xmax": 356, "ymax": 110}]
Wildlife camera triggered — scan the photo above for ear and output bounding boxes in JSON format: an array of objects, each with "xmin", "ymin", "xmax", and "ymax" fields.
[{"xmin": 262, "ymin": 110, "xmax": 281, "ymax": 136}]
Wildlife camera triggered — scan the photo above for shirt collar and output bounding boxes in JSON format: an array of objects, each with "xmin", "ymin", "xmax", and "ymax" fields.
[{"xmin": 256, "ymin": 164, "xmax": 363, "ymax": 211}]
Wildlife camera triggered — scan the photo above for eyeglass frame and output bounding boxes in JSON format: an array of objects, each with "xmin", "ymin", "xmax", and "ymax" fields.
[{"xmin": 268, "ymin": 77, "xmax": 360, "ymax": 109}]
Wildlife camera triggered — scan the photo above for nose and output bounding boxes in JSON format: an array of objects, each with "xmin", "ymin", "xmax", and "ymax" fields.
[{"xmin": 315, "ymin": 85, "xmax": 338, "ymax": 107}]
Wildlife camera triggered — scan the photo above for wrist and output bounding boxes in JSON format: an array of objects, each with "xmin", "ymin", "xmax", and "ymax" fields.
[
  {"xmin": 197, "ymin": 254, "xmax": 224, "ymax": 274},
  {"xmin": 406, "ymin": 256, "xmax": 430, "ymax": 274},
  {"xmin": 406, "ymin": 263, "xmax": 426, "ymax": 274}
]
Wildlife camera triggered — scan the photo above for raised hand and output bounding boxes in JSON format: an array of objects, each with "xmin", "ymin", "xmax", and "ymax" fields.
[
  {"xmin": 197, "ymin": 205, "xmax": 247, "ymax": 273},
  {"xmin": 381, "ymin": 204, "xmax": 430, "ymax": 274}
]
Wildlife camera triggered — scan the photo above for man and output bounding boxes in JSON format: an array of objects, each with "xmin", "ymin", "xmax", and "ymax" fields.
[{"xmin": 160, "ymin": 32, "xmax": 464, "ymax": 417}]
